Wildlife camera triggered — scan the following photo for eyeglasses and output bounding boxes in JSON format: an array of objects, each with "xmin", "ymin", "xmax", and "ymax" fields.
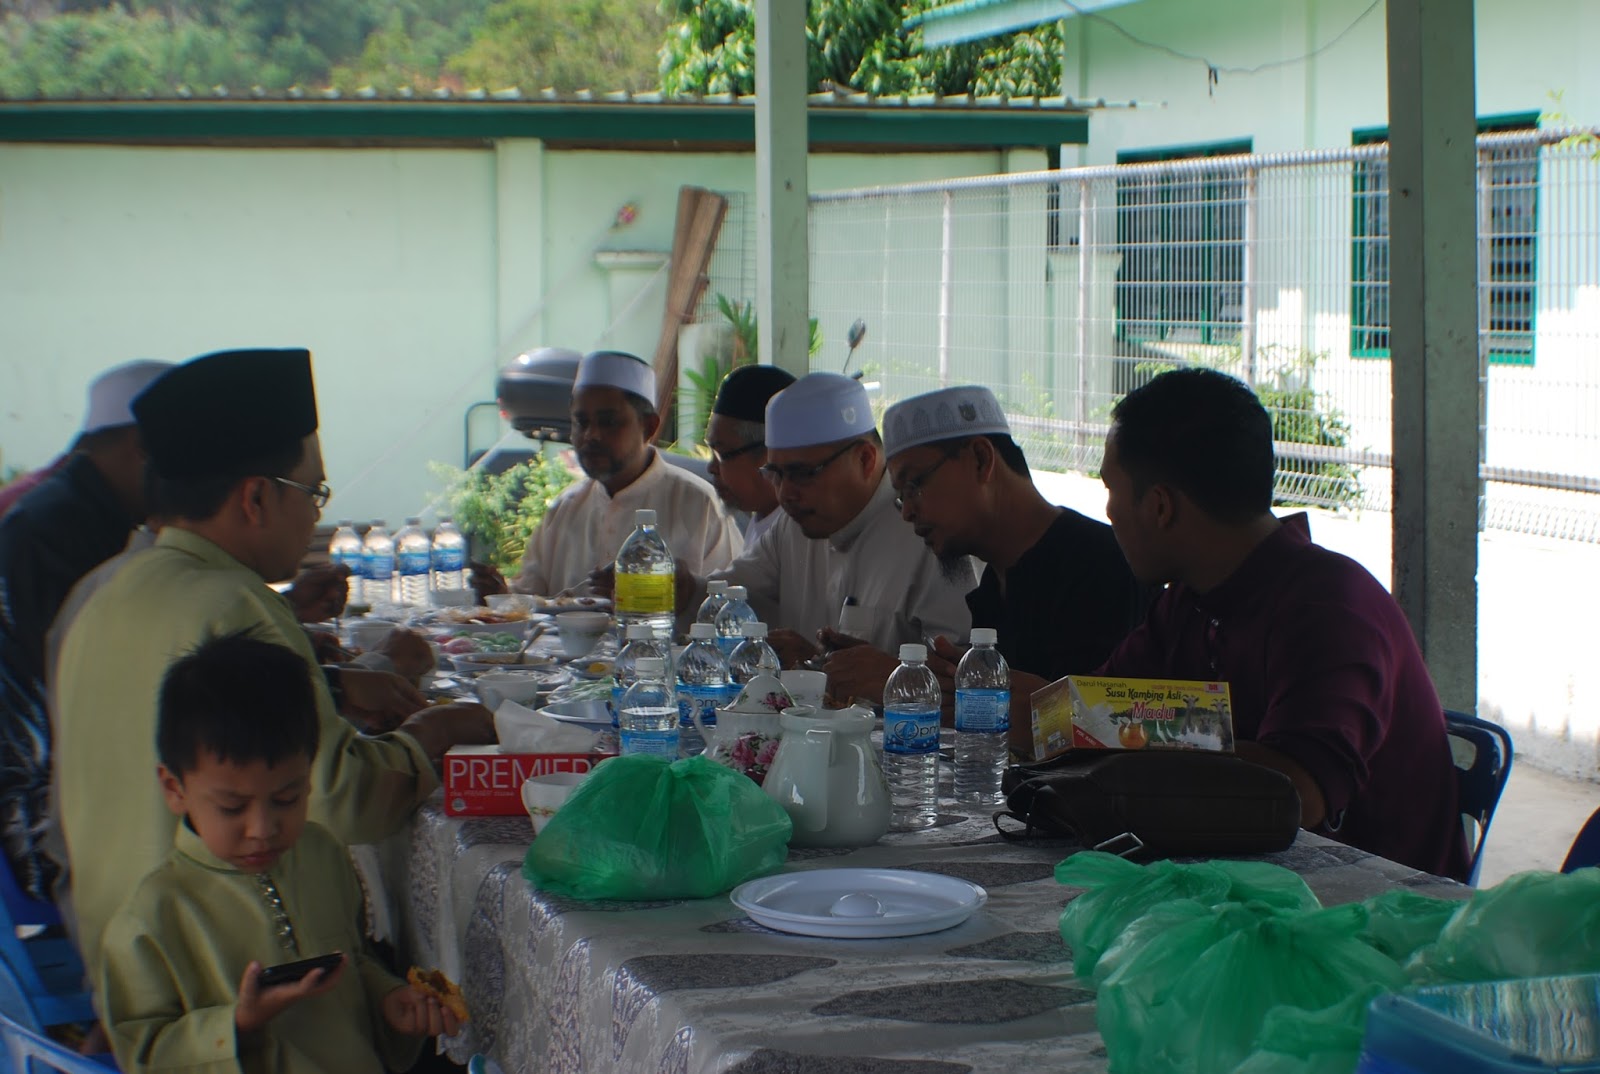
[
  {"xmin": 893, "ymin": 447, "xmax": 962, "ymax": 511},
  {"xmin": 710, "ymin": 440, "xmax": 765, "ymax": 466},
  {"xmin": 760, "ymin": 439, "xmax": 862, "ymax": 488},
  {"xmin": 272, "ymin": 476, "xmax": 332, "ymax": 510}
]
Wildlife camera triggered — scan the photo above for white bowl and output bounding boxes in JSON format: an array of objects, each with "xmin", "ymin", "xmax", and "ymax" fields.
[
  {"xmin": 486, "ymin": 593, "xmax": 537, "ymax": 614},
  {"xmin": 555, "ymin": 610, "xmax": 611, "ymax": 658},
  {"xmin": 475, "ymin": 672, "xmax": 548, "ymax": 711},
  {"xmin": 521, "ymin": 771, "xmax": 589, "ymax": 834}
]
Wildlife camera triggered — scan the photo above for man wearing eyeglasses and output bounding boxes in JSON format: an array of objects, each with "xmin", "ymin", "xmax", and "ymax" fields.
[
  {"xmin": 704, "ymin": 364, "xmax": 795, "ymax": 548},
  {"xmin": 689, "ymin": 372, "xmax": 975, "ymax": 703},
  {"xmin": 881, "ymin": 385, "xmax": 1145, "ymax": 744},
  {"xmin": 53, "ymin": 349, "xmax": 496, "ymax": 973}
]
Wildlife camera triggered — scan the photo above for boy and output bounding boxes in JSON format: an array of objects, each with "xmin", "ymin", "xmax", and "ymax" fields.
[{"xmin": 98, "ymin": 631, "xmax": 461, "ymax": 1073}]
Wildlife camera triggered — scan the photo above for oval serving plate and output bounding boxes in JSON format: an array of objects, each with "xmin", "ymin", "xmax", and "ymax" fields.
[{"xmin": 729, "ymin": 868, "xmax": 987, "ymax": 939}]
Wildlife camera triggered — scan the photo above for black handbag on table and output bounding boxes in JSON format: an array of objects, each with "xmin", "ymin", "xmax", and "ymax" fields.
[{"xmin": 997, "ymin": 750, "xmax": 1302, "ymax": 858}]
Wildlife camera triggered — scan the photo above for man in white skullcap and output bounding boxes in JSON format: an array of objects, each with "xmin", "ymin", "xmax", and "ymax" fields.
[
  {"xmin": 510, "ymin": 350, "xmax": 742, "ymax": 596},
  {"xmin": 0, "ymin": 358, "xmax": 173, "ymax": 899},
  {"xmin": 882, "ymin": 385, "xmax": 1145, "ymax": 751},
  {"xmin": 687, "ymin": 372, "xmax": 974, "ymax": 703}
]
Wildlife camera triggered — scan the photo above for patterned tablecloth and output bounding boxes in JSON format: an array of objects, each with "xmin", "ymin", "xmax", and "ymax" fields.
[{"xmin": 393, "ymin": 794, "xmax": 1464, "ymax": 1074}]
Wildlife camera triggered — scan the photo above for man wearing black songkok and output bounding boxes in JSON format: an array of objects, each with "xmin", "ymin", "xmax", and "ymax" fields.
[
  {"xmin": 704, "ymin": 364, "xmax": 796, "ymax": 547},
  {"xmin": 53, "ymin": 347, "xmax": 494, "ymax": 973}
]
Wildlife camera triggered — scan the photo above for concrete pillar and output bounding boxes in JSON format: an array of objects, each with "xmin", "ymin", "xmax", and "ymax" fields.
[
  {"xmin": 1385, "ymin": 0, "xmax": 1480, "ymax": 712},
  {"xmin": 755, "ymin": 0, "xmax": 810, "ymax": 375}
]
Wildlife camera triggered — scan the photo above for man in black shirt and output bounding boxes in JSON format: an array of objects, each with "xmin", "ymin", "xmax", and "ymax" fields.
[{"xmin": 881, "ymin": 385, "xmax": 1145, "ymax": 747}]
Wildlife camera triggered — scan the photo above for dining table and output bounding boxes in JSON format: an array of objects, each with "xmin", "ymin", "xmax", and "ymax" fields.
[{"xmin": 387, "ymin": 782, "xmax": 1466, "ymax": 1074}]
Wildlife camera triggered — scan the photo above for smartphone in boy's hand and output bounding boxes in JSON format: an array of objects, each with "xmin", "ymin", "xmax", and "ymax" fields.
[
  {"xmin": 236, "ymin": 954, "xmax": 348, "ymax": 1035},
  {"xmin": 258, "ymin": 952, "xmax": 345, "ymax": 989}
]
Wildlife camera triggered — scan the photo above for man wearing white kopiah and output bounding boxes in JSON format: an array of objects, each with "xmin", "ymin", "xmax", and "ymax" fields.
[
  {"xmin": 698, "ymin": 372, "xmax": 974, "ymax": 703},
  {"xmin": 511, "ymin": 351, "xmax": 742, "ymax": 596}
]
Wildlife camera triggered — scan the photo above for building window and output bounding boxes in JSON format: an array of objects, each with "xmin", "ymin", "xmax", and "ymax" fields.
[
  {"xmin": 1351, "ymin": 113, "xmax": 1539, "ymax": 364},
  {"xmin": 1115, "ymin": 140, "xmax": 1252, "ymax": 347}
]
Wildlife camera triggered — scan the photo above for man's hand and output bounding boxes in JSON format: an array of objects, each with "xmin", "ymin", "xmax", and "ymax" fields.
[
  {"xmin": 374, "ymin": 628, "xmax": 436, "ymax": 686},
  {"xmin": 235, "ymin": 956, "xmax": 346, "ymax": 1035},
  {"xmin": 285, "ymin": 564, "xmax": 351, "ymax": 623},
  {"xmin": 340, "ymin": 669, "xmax": 427, "ymax": 733},
  {"xmin": 398, "ymin": 701, "xmax": 496, "ymax": 764},
  {"xmin": 470, "ymin": 561, "xmax": 507, "ymax": 604},
  {"xmin": 927, "ymin": 635, "xmax": 963, "ymax": 723},
  {"xmin": 383, "ymin": 983, "xmax": 463, "ymax": 1039},
  {"xmin": 305, "ymin": 629, "xmax": 353, "ymax": 665},
  {"xmin": 768, "ymin": 628, "xmax": 819, "ymax": 669},
  {"xmin": 822, "ymin": 640, "xmax": 899, "ymax": 707}
]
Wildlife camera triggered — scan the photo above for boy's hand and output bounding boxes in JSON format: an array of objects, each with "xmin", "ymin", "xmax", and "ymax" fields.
[
  {"xmin": 383, "ymin": 984, "xmax": 463, "ymax": 1038},
  {"xmin": 235, "ymin": 956, "xmax": 346, "ymax": 1035}
]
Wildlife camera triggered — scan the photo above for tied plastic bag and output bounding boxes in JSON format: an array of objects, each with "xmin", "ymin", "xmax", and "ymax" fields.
[
  {"xmin": 1407, "ymin": 867, "xmax": 1600, "ymax": 983},
  {"xmin": 1056, "ymin": 851, "xmax": 1320, "ymax": 979},
  {"xmin": 1229, "ymin": 985, "xmax": 1389, "ymax": 1074},
  {"xmin": 522, "ymin": 753, "xmax": 793, "ymax": 900},
  {"xmin": 1348, "ymin": 889, "xmax": 1461, "ymax": 965}
]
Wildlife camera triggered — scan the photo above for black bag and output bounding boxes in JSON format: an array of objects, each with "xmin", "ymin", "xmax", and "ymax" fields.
[{"xmin": 997, "ymin": 750, "xmax": 1302, "ymax": 858}]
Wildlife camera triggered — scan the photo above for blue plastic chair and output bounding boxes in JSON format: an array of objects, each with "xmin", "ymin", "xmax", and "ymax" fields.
[
  {"xmin": 0, "ymin": 854, "xmax": 93, "ymax": 1033},
  {"xmin": 1443, "ymin": 709, "xmax": 1514, "ymax": 886},
  {"xmin": 0, "ymin": 1012, "xmax": 116, "ymax": 1072},
  {"xmin": 1561, "ymin": 807, "xmax": 1600, "ymax": 873}
]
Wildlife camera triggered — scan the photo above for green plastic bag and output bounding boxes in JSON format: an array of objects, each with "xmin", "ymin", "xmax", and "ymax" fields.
[
  {"xmin": 1349, "ymin": 889, "xmax": 1462, "ymax": 965},
  {"xmin": 522, "ymin": 754, "xmax": 793, "ymax": 900},
  {"xmin": 1407, "ymin": 867, "xmax": 1600, "ymax": 983},
  {"xmin": 1229, "ymin": 985, "xmax": 1389, "ymax": 1074},
  {"xmin": 1056, "ymin": 851, "xmax": 1321, "ymax": 979}
]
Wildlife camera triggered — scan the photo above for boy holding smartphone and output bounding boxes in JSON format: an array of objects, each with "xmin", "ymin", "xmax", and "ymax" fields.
[{"xmin": 98, "ymin": 631, "xmax": 461, "ymax": 1072}]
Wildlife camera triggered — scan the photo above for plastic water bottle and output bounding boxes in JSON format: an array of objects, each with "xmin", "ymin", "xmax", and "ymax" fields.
[
  {"xmin": 395, "ymin": 518, "xmax": 431, "ymax": 607},
  {"xmin": 883, "ymin": 643, "xmax": 941, "ymax": 830},
  {"xmin": 727, "ymin": 622, "xmax": 781, "ymax": 686},
  {"xmin": 713, "ymin": 585, "xmax": 757, "ymax": 658},
  {"xmin": 610, "ymin": 623, "xmax": 668, "ymax": 729},
  {"xmin": 677, "ymin": 623, "xmax": 733, "ymax": 757},
  {"xmin": 359, "ymin": 521, "xmax": 395, "ymax": 606},
  {"xmin": 431, "ymin": 516, "xmax": 467, "ymax": 592},
  {"xmin": 327, "ymin": 521, "xmax": 362, "ymax": 608},
  {"xmin": 696, "ymin": 579, "xmax": 731, "ymax": 626},
  {"xmin": 619, "ymin": 657, "xmax": 678, "ymax": 758},
  {"xmin": 614, "ymin": 508, "xmax": 675, "ymax": 636},
  {"xmin": 954, "ymin": 628, "xmax": 1011, "ymax": 806}
]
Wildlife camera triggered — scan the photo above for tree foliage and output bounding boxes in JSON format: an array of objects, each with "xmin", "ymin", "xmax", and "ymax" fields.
[
  {"xmin": 658, "ymin": 0, "xmax": 1063, "ymax": 98},
  {"xmin": 448, "ymin": 0, "xmax": 667, "ymax": 93}
]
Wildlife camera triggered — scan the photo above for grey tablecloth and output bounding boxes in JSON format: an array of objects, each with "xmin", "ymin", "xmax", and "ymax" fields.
[{"xmin": 397, "ymin": 794, "xmax": 1462, "ymax": 1074}]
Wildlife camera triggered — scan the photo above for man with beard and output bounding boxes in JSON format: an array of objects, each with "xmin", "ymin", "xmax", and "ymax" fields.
[
  {"xmin": 881, "ymin": 385, "xmax": 1145, "ymax": 743},
  {"xmin": 691, "ymin": 373, "xmax": 974, "ymax": 703},
  {"xmin": 510, "ymin": 351, "xmax": 742, "ymax": 596},
  {"xmin": 704, "ymin": 364, "xmax": 795, "ymax": 547}
]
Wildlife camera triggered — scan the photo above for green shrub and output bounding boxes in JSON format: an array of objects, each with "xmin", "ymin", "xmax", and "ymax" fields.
[{"xmin": 430, "ymin": 452, "xmax": 576, "ymax": 574}]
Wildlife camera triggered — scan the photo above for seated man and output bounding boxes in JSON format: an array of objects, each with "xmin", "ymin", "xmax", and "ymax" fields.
[
  {"xmin": 704, "ymin": 364, "xmax": 795, "ymax": 548},
  {"xmin": 511, "ymin": 351, "xmax": 742, "ymax": 595},
  {"xmin": 880, "ymin": 385, "xmax": 1145, "ymax": 724},
  {"xmin": 1095, "ymin": 367, "xmax": 1469, "ymax": 881}
]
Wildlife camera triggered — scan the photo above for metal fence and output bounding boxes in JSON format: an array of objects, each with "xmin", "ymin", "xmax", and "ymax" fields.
[{"xmin": 781, "ymin": 129, "xmax": 1600, "ymax": 542}]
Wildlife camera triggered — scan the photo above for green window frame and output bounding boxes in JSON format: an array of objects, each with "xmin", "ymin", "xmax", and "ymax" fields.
[
  {"xmin": 1350, "ymin": 112, "xmax": 1540, "ymax": 365},
  {"xmin": 1114, "ymin": 139, "xmax": 1253, "ymax": 346}
]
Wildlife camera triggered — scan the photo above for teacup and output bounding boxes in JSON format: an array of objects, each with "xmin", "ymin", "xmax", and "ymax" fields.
[
  {"xmin": 520, "ymin": 771, "xmax": 589, "ymax": 835},
  {"xmin": 780, "ymin": 669, "xmax": 827, "ymax": 709},
  {"xmin": 556, "ymin": 610, "xmax": 610, "ymax": 658},
  {"xmin": 475, "ymin": 672, "xmax": 546, "ymax": 712}
]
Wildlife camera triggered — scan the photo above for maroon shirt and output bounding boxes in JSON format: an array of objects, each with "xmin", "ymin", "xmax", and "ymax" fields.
[
  {"xmin": 0, "ymin": 456, "xmax": 66, "ymax": 520},
  {"xmin": 1097, "ymin": 520, "xmax": 1470, "ymax": 881}
]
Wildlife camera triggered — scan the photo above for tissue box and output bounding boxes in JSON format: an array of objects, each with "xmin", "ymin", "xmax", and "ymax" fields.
[
  {"xmin": 443, "ymin": 745, "xmax": 615, "ymax": 816},
  {"xmin": 1027, "ymin": 675, "xmax": 1234, "ymax": 762}
]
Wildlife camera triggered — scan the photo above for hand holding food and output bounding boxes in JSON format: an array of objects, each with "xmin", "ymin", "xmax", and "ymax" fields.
[{"xmin": 406, "ymin": 966, "xmax": 470, "ymax": 1022}]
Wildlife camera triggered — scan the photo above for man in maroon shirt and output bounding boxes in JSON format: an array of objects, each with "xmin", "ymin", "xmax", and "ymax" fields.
[{"xmin": 1096, "ymin": 367, "xmax": 1470, "ymax": 881}]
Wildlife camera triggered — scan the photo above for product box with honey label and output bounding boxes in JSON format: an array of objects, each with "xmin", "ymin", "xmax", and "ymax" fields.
[
  {"xmin": 442, "ymin": 745, "xmax": 616, "ymax": 816},
  {"xmin": 1027, "ymin": 675, "xmax": 1234, "ymax": 762}
]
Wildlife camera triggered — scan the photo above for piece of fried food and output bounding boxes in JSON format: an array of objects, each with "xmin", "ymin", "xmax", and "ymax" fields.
[{"xmin": 406, "ymin": 966, "xmax": 470, "ymax": 1022}]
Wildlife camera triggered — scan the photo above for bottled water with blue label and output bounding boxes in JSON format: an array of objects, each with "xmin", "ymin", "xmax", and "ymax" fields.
[
  {"xmin": 610, "ymin": 623, "xmax": 668, "ymax": 729},
  {"xmin": 696, "ymin": 579, "xmax": 730, "ymax": 626},
  {"xmin": 395, "ymin": 518, "xmax": 431, "ymax": 607},
  {"xmin": 713, "ymin": 585, "xmax": 757, "ymax": 658},
  {"xmin": 883, "ymin": 643, "xmax": 941, "ymax": 830},
  {"xmin": 954, "ymin": 627, "xmax": 1010, "ymax": 805},
  {"xmin": 727, "ymin": 621, "xmax": 781, "ymax": 686},
  {"xmin": 619, "ymin": 657, "xmax": 678, "ymax": 758},
  {"xmin": 677, "ymin": 623, "xmax": 733, "ymax": 757},
  {"xmin": 359, "ymin": 521, "xmax": 395, "ymax": 607},
  {"xmin": 430, "ymin": 516, "xmax": 467, "ymax": 591},
  {"xmin": 327, "ymin": 521, "xmax": 362, "ymax": 608}
]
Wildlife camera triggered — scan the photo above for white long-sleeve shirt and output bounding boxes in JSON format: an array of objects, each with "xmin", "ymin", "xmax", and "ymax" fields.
[
  {"xmin": 513, "ymin": 450, "xmax": 743, "ymax": 596},
  {"xmin": 712, "ymin": 474, "xmax": 974, "ymax": 654}
]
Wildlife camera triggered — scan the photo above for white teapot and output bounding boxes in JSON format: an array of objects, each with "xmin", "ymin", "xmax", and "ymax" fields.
[
  {"xmin": 762, "ymin": 704, "xmax": 890, "ymax": 848},
  {"xmin": 694, "ymin": 673, "xmax": 792, "ymax": 784}
]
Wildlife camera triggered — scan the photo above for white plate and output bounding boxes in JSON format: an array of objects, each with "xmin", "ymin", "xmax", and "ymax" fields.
[
  {"xmin": 535, "ymin": 698, "xmax": 613, "ymax": 726},
  {"xmin": 729, "ymin": 868, "xmax": 987, "ymax": 939},
  {"xmin": 532, "ymin": 596, "xmax": 613, "ymax": 614}
]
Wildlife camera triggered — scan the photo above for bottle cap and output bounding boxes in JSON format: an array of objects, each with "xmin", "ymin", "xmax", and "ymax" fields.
[
  {"xmin": 689, "ymin": 622, "xmax": 716, "ymax": 640},
  {"xmin": 371, "ymin": 519, "xmax": 387, "ymax": 527},
  {"xmin": 336, "ymin": 519, "xmax": 352, "ymax": 527},
  {"xmin": 624, "ymin": 623, "xmax": 655, "ymax": 639},
  {"xmin": 899, "ymin": 643, "xmax": 927, "ymax": 662},
  {"xmin": 405, "ymin": 517, "xmax": 421, "ymax": 525},
  {"xmin": 635, "ymin": 509, "xmax": 658, "ymax": 525},
  {"xmin": 742, "ymin": 622, "xmax": 769, "ymax": 639},
  {"xmin": 634, "ymin": 657, "xmax": 665, "ymax": 675},
  {"xmin": 707, "ymin": 580, "xmax": 729, "ymax": 595},
  {"xmin": 725, "ymin": 585, "xmax": 748, "ymax": 600},
  {"xmin": 970, "ymin": 627, "xmax": 998, "ymax": 646}
]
